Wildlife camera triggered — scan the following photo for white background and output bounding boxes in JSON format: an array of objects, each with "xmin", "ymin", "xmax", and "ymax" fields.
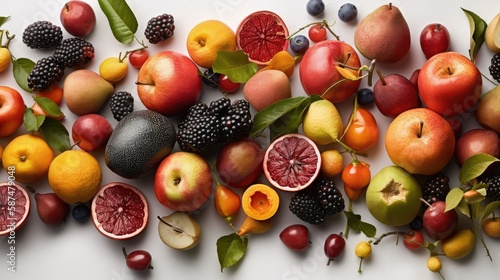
[{"xmin": 1, "ymin": 0, "xmax": 500, "ymax": 279}]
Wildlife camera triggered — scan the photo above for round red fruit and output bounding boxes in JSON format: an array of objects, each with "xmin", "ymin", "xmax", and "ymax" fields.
[
  {"xmin": 420, "ymin": 23, "xmax": 450, "ymax": 60},
  {"xmin": 129, "ymin": 49, "xmax": 149, "ymax": 69},
  {"xmin": 218, "ymin": 74, "xmax": 240, "ymax": 93},
  {"xmin": 403, "ymin": 229, "xmax": 424, "ymax": 250},
  {"xmin": 308, "ymin": 24, "xmax": 327, "ymax": 43}
]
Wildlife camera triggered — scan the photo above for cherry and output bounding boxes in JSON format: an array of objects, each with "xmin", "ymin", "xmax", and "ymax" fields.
[
  {"xmin": 122, "ymin": 247, "xmax": 153, "ymax": 271},
  {"xmin": 324, "ymin": 233, "xmax": 345, "ymax": 265},
  {"xmin": 419, "ymin": 23, "xmax": 450, "ymax": 59},
  {"xmin": 308, "ymin": 24, "xmax": 327, "ymax": 43},
  {"xmin": 218, "ymin": 74, "xmax": 240, "ymax": 93},
  {"xmin": 128, "ymin": 49, "xmax": 149, "ymax": 69},
  {"xmin": 279, "ymin": 224, "xmax": 310, "ymax": 252},
  {"xmin": 403, "ymin": 229, "xmax": 425, "ymax": 250}
]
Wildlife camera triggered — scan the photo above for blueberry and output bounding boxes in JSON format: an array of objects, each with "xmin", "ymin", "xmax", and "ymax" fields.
[
  {"xmin": 290, "ymin": 35, "xmax": 310, "ymax": 55},
  {"xmin": 357, "ymin": 88, "xmax": 374, "ymax": 107},
  {"xmin": 410, "ymin": 215, "xmax": 423, "ymax": 231},
  {"xmin": 306, "ymin": 0, "xmax": 325, "ymax": 17},
  {"xmin": 202, "ymin": 68, "xmax": 220, "ymax": 87},
  {"xmin": 72, "ymin": 203, "xmax": 91, "ymax": 222},
  {"xmin": 338, "ymin": 3, "xmax": 358, "ymax": 22}
]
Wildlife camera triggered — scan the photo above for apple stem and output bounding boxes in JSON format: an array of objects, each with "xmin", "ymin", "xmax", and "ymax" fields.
[
  {"xmin": 434, "ymin": 23, "xmax": 441, "ymax": 32},
  {"xmin": 418, "ymin": 121, "xmax": 424, "ymax": 138},
  {"xmin": 376, "ymin": 69, "xmax": 386, "ymax": 86},
  {"xmin": 64, "ymin": 3, "xmax": 70, "ymax": 12},
  {"xmin": 420, "ymin": 197, "xmax": 434, "ymax": 210},
  {"xmin": 388, "ymin": 2, "xmax": 393, "ymax": 10},
  {"xmin": 447, "ymin": 67, "xmax": 452, "ymax": 75}
]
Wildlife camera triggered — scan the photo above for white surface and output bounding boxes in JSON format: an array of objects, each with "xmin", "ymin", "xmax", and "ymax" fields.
[{"xmin": 1, "ymin": 0, "xmax": 499, "ymax": 279}]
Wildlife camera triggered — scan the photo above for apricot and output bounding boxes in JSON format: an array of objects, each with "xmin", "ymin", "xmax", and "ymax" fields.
[
  {"xmin": 241, "ymin": 184, "xmax": 280, "ymax": 220},
  {"xmin": 243, "ymin": 69, "xmax": 291, "ymax": 111}
]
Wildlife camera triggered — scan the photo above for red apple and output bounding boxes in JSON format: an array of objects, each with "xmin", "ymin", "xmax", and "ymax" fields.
[
  {"xmin": 72, "ymin": 114, "xmax": 113, "ymax": 152},
  {"xmin": 373, "ymin": 73, "xmax": 420, "ymax": 118},
  {"xmin": 154, "ymin": 151, "xmax": 213, "ymax": 212},
  {"xmin": 60, "ymin": 1, "xmax": 96, "ymax": 37},
  {"xmin": 216, "ymin": 138, "xmax": 265, "ymax": 189},
  {"xmin": 299, "ymin": 40, "xmax": 362, "ymax": 103},
  {"xmin": 385, "ymin": 108, "xmax": 455, "ymax": 175},
  {"xmin": 0, "ymin": 86, "xmax": 25, "ymax": 138},
  {"xmin": 423, "ymin": 201, "xmax": 458, "ymax": 241},
  {"xmin": 420, "ymin": 23, "xmax": 451, "ymax": 59},
  {"xmin": 136, "ymin": 51, "xmax": 202, "ymax": 117},
  {"xmin": 455, "ymin": 128, "xmax": 500, "ymax": 166},
  {"xmin": 418, "ymin": 52, "xmax": 482, "ymax": 117}
]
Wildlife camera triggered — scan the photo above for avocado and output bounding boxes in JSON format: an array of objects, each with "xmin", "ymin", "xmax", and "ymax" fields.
[{"xmin": 105, "ymin": 110, "xmax": 176, "ymax": 179}]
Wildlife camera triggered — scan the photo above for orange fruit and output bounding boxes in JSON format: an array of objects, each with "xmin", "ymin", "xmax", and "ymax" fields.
[
  {"xmin": 320, "ymin": 149, "xmax": 344, "ymax": 178},
  {"xmin": 236, "ymin": 11, "xmax": 289, "ymax": 65},
  {"xmin": 91, "ymin": 182, "xmax": 148, "ymax": 240},
  {"xmin": 482, "ymin": 217, "xmax": 500, "ymax": 238},
  {"xmin": 186, "ymin": 20, "xmax": 237, "ymax": 68},
  {"xmin": 0, "ymin": 182, "xmax": 31, "ymax": 236},
  {"xmin": 99, "ymin": 57, "xmax": 128, "ymax": 83},
  {"xmin": 48, "ymin": 149, "xmax": 102, "ymax": 204},
  {"xmin": 2, "ymin": 134, "xmax": 54, "ymax": 183},
  {"xmin": 34, "ymin": 84, "xmax": 64, "ymax": 105},
  {"xmin": 241, "ymin": 183, "xmax": 280, "ymax": 220},
  {"xmin": 0, "ymin": 47, "xmax": 11, "ymax": 72},
  {"xmin": 237, "ymin": 215, "xmax": 273, "ymax": 236}
]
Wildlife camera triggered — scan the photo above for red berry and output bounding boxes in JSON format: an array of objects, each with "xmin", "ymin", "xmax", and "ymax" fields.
[
  {"xmin": 218, "ymin": 74, "xmax": 240, "ymax": 93},
  {"xmin": 308, "ymin": 24, "xmax": 327, "ymax": 43},
  {"xmin": 128, "ymin": 49, "xmax": 149, "ymax": 69},
  {"xmin": 403, "ymin": 230, "xmax": 425, "ymax": 251},
  {"xmin": 123, "ymin": 247, "xmax": 153, "ymax": 271},
  {"xmin": 279, "ymin": 224, "xmax": 310, "ymax": 252},
  {"xmin": 324, "ymin": 233, "xmax": 345, "ymax": 265}
]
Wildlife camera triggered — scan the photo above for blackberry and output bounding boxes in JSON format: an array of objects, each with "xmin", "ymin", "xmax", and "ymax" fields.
[
  {"xmin": 480, "ymin": 175, "xmax": 500, "ymax": 201},
  {"xmin": 422, "ymin": 173, "xmax": 450, "ymax": 207},
  {"xmin": 208, "ymin": 97, "xmax": 231, "ymax": 117},
  {"xmin": 22, "ymin": 21, "xmax": 63, "ymax": 49},
  {"xmin": 289, "ymin": 192, "xmax": 326, "ymax": 225},
  {"xmin": 144, "ymin": 14, "xmax": 175, "ymax": 44},
  {"xmin": 219, "ymin": 99, "xmax": 253, "ymax": 141},
  {"xmin": 314, "ymin": 178, "xmax": 345, "ymax": 215},
  {"xmin": 109, "ymin": 91, "xmax": 134, "ymax": 121},
  {"xmin": 54, "ymin": 37, "xmax": 94, "ymax": 68},
  {"xmin": 27, "ymin": 56, "xmax": 65, "ymax": 92},
  {"xmin": 177, "ymin": 103, "xmax": 220, "ymax": 152},
  {"xmin": 489, "ymin": 53, "xmax": 500, "ymax": 83}
]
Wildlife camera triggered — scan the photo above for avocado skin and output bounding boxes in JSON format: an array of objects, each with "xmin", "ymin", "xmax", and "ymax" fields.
[{"xmin": 105, "ymin": 110, "xmax": 176, "ymax": 179}]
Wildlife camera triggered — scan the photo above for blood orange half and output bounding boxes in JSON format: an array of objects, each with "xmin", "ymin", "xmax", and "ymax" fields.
[
  {"xmin": 91, "ymin": 182, "xmax": 148, "ymax": 240},
  {"xmin": 0, "ymin": 182, "xmax": 30, "ymax": 236},
  {"xmin": 236, "ymin": 10, "xmax": 289, "ymax": 65},
  {"xmin": 263, "ymin": 134, "xmax": 321, "ymax": 192}
]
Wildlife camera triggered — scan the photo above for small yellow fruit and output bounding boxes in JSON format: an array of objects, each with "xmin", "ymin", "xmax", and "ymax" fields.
[
  {"xmin": 426, "ymin": 256, "xmax": 442, "ymax": 273},
  {"xmin": 482, "ymin": 217, "xmax": 500, "ymax": 238},
  {"xmin": 320, "ymin": 149, "xmax": 344, "ymax": 178},
  {"xmin": 441, "ymin": 229, "xmax": 475, "ymax": 260},
  {"xmin": 0, "ymin": 47, "xmax": 11, "ymax": 72},
  {"xmin": 99, "ymin": 57, "xmax": 128, "ymax": 83},
  {"xmin": 302, "ymin": 99, "xmax": 343, "ymax": 146},
  {"xmin": 355, "ymin": 241, "xmax": 372, "ymax": 258}
]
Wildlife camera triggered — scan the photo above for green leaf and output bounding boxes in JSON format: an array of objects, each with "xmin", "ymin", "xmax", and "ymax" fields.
[
  {"xmin": 250, "ymin": 96, "xmax": 311, "ymax": 138},
  {"xmin": 470, "ymin": 201, "xmax": 484, "ymax": 223},
  {"xmin": 12, "ymin": 57, "xmax": 35, "ymax": 92},
  {"xmin": 269, "ymin": 97, "xmax": 313, "ymax": 141},
  {"xmin": 23, "ymin": 107, "xmax": 44, "ymax": 131},
  {"xmin": 481, "ymin": 201, "xmax": 500, "ymax": 223},
  {"xmin": 216, "ymin": 233, "xmax": 248, "ymax": 272},
  {"xmin": 343, "ymin": 210, "xmax": 376, "ymax": 238},
  {"xmin": 34, "ymin": 97, "xmax": 63, "ymax": 117},
  {"xmin": 445, "ymin": 188, "xmax": 464, "ymax": 212},
  {"xmin": 457, "ymin": 199, "xmax": 471, "ymax": 218},
  {"xmin": 359, "ymin": 221, "xmax": 377, "ymax": 238},
  {"xmin": 461, "ymin": 8, "xmax": 487, "ymax": 62},
  {"xmin": 98, "ymin": 0, "xmax": 138, "ymax": 44},
  {"xmin": 212, "ymin": 50, "xmax": 258, "ymax": 83},
  {"xmin": 0, "ymin": 16, "xmax": 10, "ymax": 27},
  {"xmin": 39, "ymin": 117, "xmax": 70, "ymax": 152},
  {"xmin": 459, "ymin": 153, "xmax": 500, "ymax": 183}
]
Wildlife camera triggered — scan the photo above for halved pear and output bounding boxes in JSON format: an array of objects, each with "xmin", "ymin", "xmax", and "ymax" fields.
[
  {"xmin": 485, "ymin": 13, "xmax": 500, "ymax": 53},
  {"xmin": 157, "ymin": 211, "xmax": 202, "ymax": 250}
]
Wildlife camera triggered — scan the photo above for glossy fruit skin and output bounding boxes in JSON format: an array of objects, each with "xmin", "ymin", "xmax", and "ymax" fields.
[
  {"xmin": 308, "ymin": 24, "xmax": 327, "ymax": 43},
  {"xmin": 423, "ymin": 201, "xmax": 458, "ymax": 240},
  {"xmin": 218, "ymin": 74, "xmax": 240, "ymax": 93},
  {"xmin": 279, "ymin": 224, "xmax": 310, "ymax": 252},
  {"xmin": 125, "ymin": 249, "xmax": 152, "ymax": 271},
  {"xmin": 35, "ymin": 193, "xmax": 70, "ymax": 227},
  {"xmin": 403, "ymin": 229, "xmax": 425, "ymax": 250},
  {"xmin": 344, "ymin": 108, "xmax": 379, "ymax": 152},
  {"xmin": 357, "ymin": 88, "xmax": 374, "ymax": 106},
  {"xmin": 129, "ymin": 49, "xmax": 149, "ymax": 69},
  {"xmin": 60, "ymin": 0, "xmax": 96, "ymax": 37},
  {"xmin": 420, "ymin": 23, "xmax": 450, "ymax": 59},
  {"xmin": 72, "ymin": 114, "xmax": 113, "ymax": 152},
  {"xmin": 214, "ymin": 184, "xmax": 241, "ymax": 222},
  {"xmin": 324, "ymin": 233, "xmax": 346, "ymax": 264},
  {"xmin": 306, "ymin": 0, "xmax": 325, "ymax": 16},
  {"xmin": 0, "ymin": 86, "xmax": 25, "ymax": 138},
  {"xmin": 455, "ymin": 129, "xmax": 500, "ymax": 166},
  {"xmin": 290, "ymin": 35, "xmax": 310, "ymax": 55},
  {"xmin": 341, "ymin": 160, "xmax": 371, "ymax": 190},
  {"xmin": 338, "ymin": 3, "xmax": 358, "ymax": 22},
  {"xmin": 373, "ymin": 74, "xmax": 420, "ymax": 118}
]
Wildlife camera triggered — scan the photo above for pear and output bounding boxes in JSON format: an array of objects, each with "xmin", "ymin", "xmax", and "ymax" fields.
[
  {"xmin": 64, "ymin": 69, "xmax": 114, "ymax": 115},
  {"xmin": 354, "ymin": 3, "xmax": 411, "ymax": 64},
  {"xmin": 475, "ymin": 85, "xmax": 500, "ymax": 134},
  {"xmin": 302, "ymin": 99, "xmax": 343, "ymax": 146},
  {"xmin": 485, "ymin": 13, "xmax": 500, "ymax": 53}
]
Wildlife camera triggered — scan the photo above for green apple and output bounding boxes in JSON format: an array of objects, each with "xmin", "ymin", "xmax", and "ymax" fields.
[{"xmin": 365, "ymin": 166, "xmax": 422, "ymax": 227}]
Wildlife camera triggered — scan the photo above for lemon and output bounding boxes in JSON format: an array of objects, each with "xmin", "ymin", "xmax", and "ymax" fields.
[
  {"xmin": 99, "ymin": 57, "xmax": 128, "ymax": 83},
  {"xmin": 482, "ymin": 217, "xmax": 500, "ymax": 238},
  {"xmin": 320, "ymin": 149, "xmax": 344, "ymax": 178},
  {"xmin": 186, "ymin": 20, "xmax": 237, "ymax": 68},
  {"xmin": 0, "ymin": 47, "xmax": 11, "ymax": 72},
  {"xmin": 426, "ymin": 256, "xmax": 442, "ymax": 272},
  {"xmin": 2, "ymin": 134, "xmax": 54, "ymax": 183},
  {"xmin": 302, "ymin": 99, "xmax": 343, "ymax": 146},
  {"xmin": 48, "ymin": 150, "xmax": 102, "ymax": 204},
  {"xmin": 441, "ymin": 229, "xmax": 475, "ymax": 260}
]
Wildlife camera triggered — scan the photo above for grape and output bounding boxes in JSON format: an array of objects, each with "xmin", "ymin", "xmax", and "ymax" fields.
[
  {"xmin": 357, "ymin": 88, "xmax": 374, "ymax": 106},
  {"xmin": 290, "ymin": 35, "xmax": 310, "ymax": 55},
  {"xmin": 306, "ymin": 0, "xmax": 325, "ymax": 16},
  {"xmin": 72, "ymin": 203, "xmax": 90, "ymax": 223},
  {"xmin": 338, "ymin": 3, "xmax": 358, "ymax": 22},
  {"xmin": 324, "ymin": 233, "xmax": 346, "ymax": 265}
]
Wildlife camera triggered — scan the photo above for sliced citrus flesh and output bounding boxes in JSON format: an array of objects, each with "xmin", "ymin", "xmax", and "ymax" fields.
[
  {"xmin": 91, "ymin": 182, "xmax": 148, "ymax": 240},
  {"xmin": 263, "ymin": 134, "xmax": 321, "ymax": 191},
  {"xmin": 236, "ymin": 10, "xmax": 289, "ymax": 65},
  {"xmin": 0, "ymin": 182, "xmax": 30, "ymax": 236}
]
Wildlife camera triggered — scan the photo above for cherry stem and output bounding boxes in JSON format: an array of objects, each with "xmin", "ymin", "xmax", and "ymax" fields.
[
  {"xmin": 122, "ymin": 247, "xmax": 128, "ymax": 259},
  {"xmin": 372, "ymin": 230, "xmax": 412, "ymax": 245},
  {"xmin": 437, "ymin": 271, "xmax": 446, "ymax": 280},
  {"xmin": 358, "ymin": 257, "xmax": 364, "ymax": 273},
  {"xmin": 286, "ymin": 20, "xmax": 340, "ymax": 41}
]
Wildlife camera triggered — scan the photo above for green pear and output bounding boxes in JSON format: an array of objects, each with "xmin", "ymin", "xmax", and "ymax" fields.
[
  {"xmin": 354, "ymin": 3, "xmax": 411, "ymax": 64},
  {"xmin": 63, "ymin": 69, "xmax": 115, "ymax": 115},
  {"xmin": 475, "ymin": 86, "xmax": 500, "ymax": 133}
]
